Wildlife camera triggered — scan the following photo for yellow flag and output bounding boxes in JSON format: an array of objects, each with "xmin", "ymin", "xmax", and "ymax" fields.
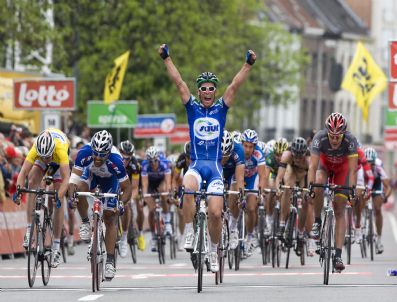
[
  {"xmin": 104, "ymin": 51, "xmax": 130, "ymax": 104},
  {"xmin": 341, "ymin": 42, "xmax": 386, "ymax": 121}
]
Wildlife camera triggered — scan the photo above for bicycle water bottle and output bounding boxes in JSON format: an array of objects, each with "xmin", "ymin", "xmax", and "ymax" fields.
[{"xmin": 387, "ymin": 269, "xmax": 397, "ymax": 276}]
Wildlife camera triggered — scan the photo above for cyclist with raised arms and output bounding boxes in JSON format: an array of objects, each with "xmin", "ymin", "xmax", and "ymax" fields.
[
  {"xmin": 68, "ymin": 130, "xmax": 132, "ymax": 280},
  {"xmin": 159, "ymin": 43, "xmax": 256, "ymax": 272},
  {"xmin": 221, "ymin": 130, "xmax": 245, "ymax": 249},
  {"xmin": 141, "ymin": 146, "xmax": 172, "ymax": 252},
  {"xmin": 364, "ymin": 147, "xmax": 391, "ymax": 254},
  {"xmin": 308, "ymin": 112, "xmax": 358, "ymax": 272},
  {"xmin": 275, "ymin": 137, "xmax": 315, "ymax": 255},
  {"xmin": 15, "ymin": 129, "xmax": 70, "ymax": 268},
  {"xmin": 118, "ymin": 140, "xmax": 141, "ymax": 256}
]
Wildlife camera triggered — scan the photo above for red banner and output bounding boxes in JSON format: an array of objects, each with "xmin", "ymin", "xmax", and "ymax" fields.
[
  {"xmin": 388, "ymin": 82, "xmax": 397, "ymax": 110},
  {"xmin": 13, "ymin": 78, "xmax": 75, "ymax": 110},
  {"xmin": 169, "ymin": 124, "xmax": 190, "ymax": 144},
  {"xmin": 390, "ymin": 41, "xmax": 397, "ymax": 80}
]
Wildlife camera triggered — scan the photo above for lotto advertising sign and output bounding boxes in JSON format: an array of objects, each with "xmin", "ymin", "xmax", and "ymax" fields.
[
  {"xmin": 13, "ymin": 78, "xmax": 76, "ymax": 110},
  {"xmin": 389, "ymin": 41, "xmax": 397, "ymax": 81}
]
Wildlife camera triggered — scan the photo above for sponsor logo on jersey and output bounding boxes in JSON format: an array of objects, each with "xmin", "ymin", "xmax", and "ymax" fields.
[{"xmin": 193, "ymin": 117, "xmax": 220, "ymax": 141}]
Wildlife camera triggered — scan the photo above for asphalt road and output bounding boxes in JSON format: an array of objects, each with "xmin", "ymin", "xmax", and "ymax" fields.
[{"xmin": 1, "ymin": 212, "xmax": 397, "ymax": 302}]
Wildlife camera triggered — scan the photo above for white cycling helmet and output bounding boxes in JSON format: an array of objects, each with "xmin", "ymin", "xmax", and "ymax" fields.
[
  {"xmin": 146, "ymin": 146, "xmax": 159, "ymax": 160},
  {"xmin": 35, "ymin": 130, "xmax": 55, "ymax": 157},
  {"xmin": 242, "ymin": 129, "xmax": 258, "ymax": 144},
  {"xmin": 221, "ymin": 130, "xmax": 234, "ymax": 156},
  {"xmin": 91, "ymin": 130, "xmax": 113, "ymax": 154}
]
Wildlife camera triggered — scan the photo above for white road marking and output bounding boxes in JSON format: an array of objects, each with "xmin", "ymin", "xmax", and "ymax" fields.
[
  {"xmin": 78, "ymin": 294, "xmax": 103, "ymax": 301},
  {"xmin": 386, "ymin": 212, "xmax": 397, "ymax": 244}
]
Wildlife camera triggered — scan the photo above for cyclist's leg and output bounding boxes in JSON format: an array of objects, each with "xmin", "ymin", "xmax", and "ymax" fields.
[
  {"xmin": 310, "ymin": 162, "xmax": 328, "ymax": 238},
  {"xmin": 279, "ymin": 166, "xmax": 296, "ymax": 232},
  {"xmin": 158, "ymin": 180, "xmax": 172, "ymax": 235},
  {"xmin": 373, "ymin": 194, "xmax": 383, "ymax": 244},
  {"xmin": 23, "ymin": 163, "xmax": 45, "ymax": 247},
  {"xmin": 246, "ymin": 175, "xmax": 259, "ymax": 251},
  {"xmin": 228, "ymin": 180, "xmax": 240, "ymax": 248},
  {"xmin": 67, "ymin": 206, "xmax": 75, "ymax": 252},
  {"xmin": 76, "ymin": 168, "xmax": 91, "ymax": 241},
  {"xmin": 265, "ymin": 176, "xmax": 277, "ymax": 233},
  {"xmin": 182, "ymin": 166, "xmax": 200, "ymax": 250}
]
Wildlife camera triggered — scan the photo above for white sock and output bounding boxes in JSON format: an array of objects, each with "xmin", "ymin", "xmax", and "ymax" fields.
[
  {"xmin": 52, "ymin": 239, "xmax": 60, "ymax": 251},
  {"xmin": 230, "ymin": 216, "xmax": 238, "ymax": 230},
  {"xmin": 68, "ymin": 235, "xmax": 74, "ymax": 246},
  {"xmin": 210, "ymin": 241, "xmax": 218, "ymax": 252},
  {"xmin": 121, "ymin": 231, "xmax": 127, "ymax": 241}
]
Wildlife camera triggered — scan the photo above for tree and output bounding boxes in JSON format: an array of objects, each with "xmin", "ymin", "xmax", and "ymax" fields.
[{"xmin": 50, "ymin": 0, "xmax": 308, "ymax": 129}]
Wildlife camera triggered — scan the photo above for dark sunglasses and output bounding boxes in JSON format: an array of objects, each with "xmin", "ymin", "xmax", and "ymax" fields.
[
  {"xmin": 199, "ymin": 86, "xmax": 216, "ymax": 92},
  {"xmin": 92, "ymin": 150, "xmax": 109, "ymax": 158},
  {"xmin": 149, "ymin": 159, "xmax": 159, "ymax": 164},
  {"xmin": 122, "ymin": 156, "xmax": 132, "ymax": 161}
]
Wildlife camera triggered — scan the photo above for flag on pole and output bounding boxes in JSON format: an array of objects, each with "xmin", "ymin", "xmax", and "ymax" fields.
[
  {"xmin": 341, "ymin": 42, "xmax": 387, "ymax": 121},
  {"xmin": 104, "ymin": 50, "xmax": 130, "ymax": 104}
]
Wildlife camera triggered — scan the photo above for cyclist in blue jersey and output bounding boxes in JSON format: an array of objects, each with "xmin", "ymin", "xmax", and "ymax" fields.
[
  {"xmin": 159, "ymin": 43, "xmax": 256, "ymax": 272},
  {"xmin": 141, "ymin": 146, "xmax": 172, "ymax": 252},
  {"xmin": 221, "ymin": 130, "xmax": 244, "ymax": 250},
  {"xmin": 240, "ymin": 129, "xmax": 266, "ymax": 255},
  {"xmin": 67, "ymin": 130, "xmax": 132, "ymax": 280}
]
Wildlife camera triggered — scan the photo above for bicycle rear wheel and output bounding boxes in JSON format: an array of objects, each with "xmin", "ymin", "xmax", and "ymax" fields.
[
  {"xmin": 368, "ymin": 209, "xmax": 374, "ymax": 261},
  {"xmin": 234, "ymin": 214, "xmax": 243, "ymax": 271},
  {"xmin": 272, "ymin": 207, "xmax": 280, "ymax": 268},
  {"xmin": 345, "ymin": 206, "xmax": 352, "ymax": 265},
  {"xmin": 27, "ymin": 219, "xmax": 39, "ymax": 288},
  {"xmin": 127, "ymin": 224, "xmax": 137, "ymax": 264},
  {"xmin": 197, "ymin": 212, "xmax": 205, "ymax": 293},
  {"xmin": 258, "ymin": 209, "xmax": 267, "ymax": 265},
  {"xmin": 91, "ymin": 214, "xmax": 99, "ymax": 292},
  {"xmin": 41, "ymin": 213, "xmax": 53, "ymax": 286},
  {"xmin": 324, "ymin": 213, "xmax": 333, "ymax": 285},
  {"xmin": 285, "ymin": 210, "xmax": 296, "ymax": 269},
  {"xmin": 227, "ymin": 249, "xmax": 234, "ymax": 269},
  {"xmin": 60, "ymin": 227, "xmax": 67, "ymax": 264}
]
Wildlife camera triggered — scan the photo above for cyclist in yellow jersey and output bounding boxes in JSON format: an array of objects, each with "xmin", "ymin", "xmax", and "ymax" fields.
[{"xmin": 15, "ymin": 128, "xmax": 71, "ymax": 268}]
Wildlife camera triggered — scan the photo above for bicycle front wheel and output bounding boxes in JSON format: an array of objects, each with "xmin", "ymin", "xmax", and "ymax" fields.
[
  {"xmin": 346, "ymin": 206, "xmax": 352, "ymax": 265},
  {"xmin": 27, "ymin": 219, "xmax": 40, "ymax": 288},
  {"xmin": 197, "ymin": 212, "xmax": 205, "ymax": 293},
  {"xmin": 91, "ymin": 214, "xmax": 99, "ymax": 292},
  {"xmin": 272, "ymin": 208, "xmax": 280, "ymax": 268},
  {"xmin": 324, "ymin": 213, "xmax": 333, "ymax": 285},
  {"xmin": 41, "ymin": 214, "xmax": 53, "ymax": 286},
  {"xmin": 368, "ymin": 209, "xmax": 374, "ymax": 261}
]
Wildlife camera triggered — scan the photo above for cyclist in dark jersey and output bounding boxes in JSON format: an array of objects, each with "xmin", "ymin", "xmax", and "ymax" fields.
[
  {"xmin": 172, "ymin": 142, "xmax": 191, "ymax": 251},
  {"xmin": 159, "ymin": 43, "xmax": 256, "ymax": 272},
  {"xmin": 117, "ymin": 140, "xmax": 144, "ymax": 254},
  {"xmin": 308, "ymin": 112, "xmax": 358, "ymax": 272}
]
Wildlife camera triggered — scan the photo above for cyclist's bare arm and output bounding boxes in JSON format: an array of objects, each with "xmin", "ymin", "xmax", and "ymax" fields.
[
  {"xmin": 307, "ymin": 153, "xmax": 320, "ymax": 185},
  {"xmin": 16, "ymin": 160, "xmax": 33, "ymax": 189},
  {"xmin": 258, "ymin": 165, "xmax": 266, "ymax": 191},
  {"xmin": 67, "ymin": 167, "xmax": 83, "ymax": 198},
  {"xmin": 165, "ymin": 173, "xmax": 172, "ymax": 192},
  {"xmin": 159, "ymin": 44, "xmax": 191, "ymax": 104},
  {"xmin": 223, "ymin": 50, "xmax": 256, "ymax": 107},
  {"xmin": 382, "ymin": 178, "xmax": 392, "ymax": 198},
  {"xmin": 120, "ymin": 179, "xmax": 132, "ymax": 205},
  {"xmin": 131, "ymin": 176, "xmax": 139, "ymax": 200},
  {"xmin": 264, "ymin": 166, "xmax": 272, "ymax": 189},
  {"xmin": 347, "ymin": 155, "xmax": 358, "ymax": 187},
  {"xmin": 142, "ymin": 175, "xmax": 149, "ymax": 195},
  {"xmin": 57, "ymin": 163, "xmax": 70, "ymax": 199},
  {"xmin": 235, "ymin": 164, "xmax": 245, "ymax": 192},
  {"xmin": 275, "ymin": 152, "xmax": 290, "ymax": 190}
]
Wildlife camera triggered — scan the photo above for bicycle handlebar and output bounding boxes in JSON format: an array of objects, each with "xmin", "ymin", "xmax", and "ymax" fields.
[
  {"xmin": 143, "ymin": 192, "xmax": 170, "ymax": 198},
  {"xmin": 279, "ymin": 185, "xmax": 310, "ymax": 192},
  {"xmin": 74, "ymin": 191, "xmax": 118, "ymax": 198}
]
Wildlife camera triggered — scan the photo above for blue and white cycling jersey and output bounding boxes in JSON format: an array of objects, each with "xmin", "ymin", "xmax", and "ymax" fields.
[
  {"xmin": 243, "ymin": 144, "xmax": 266, "ymax": 189},
  {"xmin": 141, "ymin": 159, "xmax": 171, "ymax": 184},
  {"xmin": 74, "ymin": 144, "xmax": 128, "ymax": 209},
  {"xmin": 223, "ymin": 143, "xmax": 244, "ymax": 186},
  {"xmin": 185, "ymin": 95, "xmax": 228, "ymax": 161}
]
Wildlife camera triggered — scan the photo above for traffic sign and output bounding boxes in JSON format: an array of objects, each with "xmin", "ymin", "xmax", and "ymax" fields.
[
  {"xmin": 390, "ymin": 41, "xmax": 397, "ymax": 80},
  {"xmin": 87, "ymin": 101, "xmax": 138, "ymax": 128},
  {"xmin": 134, "ymin": 114, "xmax": 176, "ymax": 138}
]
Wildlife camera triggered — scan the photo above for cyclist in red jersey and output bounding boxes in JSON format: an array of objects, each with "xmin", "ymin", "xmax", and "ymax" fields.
[{"xmin": 307, "ymin": 112, "xmax": 358, "ymax": 272}]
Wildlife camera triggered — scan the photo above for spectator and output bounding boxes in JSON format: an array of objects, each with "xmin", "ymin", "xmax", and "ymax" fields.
[{"xmin": 8, "ymin": 125, "xmax": 24, "ymax": 146}]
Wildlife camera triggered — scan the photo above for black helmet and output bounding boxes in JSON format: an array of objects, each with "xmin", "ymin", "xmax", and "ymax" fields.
[
  {"xmin": 119, "ymin": 140, "xmax": 134, "ymax": 156},
  {"xmin": 291, "ymin": 137, "xmax": 307, "ymax": 156}
]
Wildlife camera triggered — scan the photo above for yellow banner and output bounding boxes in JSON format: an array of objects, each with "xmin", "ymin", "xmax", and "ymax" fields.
[
  {"xmin": 104, "ymin": 51, "xmax": 130, "ymax": 104},
  {"xmin": 341, "ymin": 42, "xmax": 386, "ymax": 121}
]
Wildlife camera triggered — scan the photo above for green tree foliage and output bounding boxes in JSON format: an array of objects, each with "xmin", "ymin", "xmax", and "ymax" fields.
[{"xmin": 0, "ymin": 0, "xmax": 53, "ymax": 68}]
